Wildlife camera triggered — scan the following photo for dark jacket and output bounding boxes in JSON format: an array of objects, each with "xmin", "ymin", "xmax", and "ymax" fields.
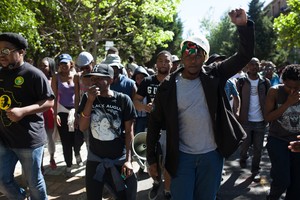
[
  {"xmin": 237, "ymin": 74, "xmax": 271, "ymax": 123},
  {"xmin": 146, "ymin": 21, "xmax": 255, "ymax": 177}
]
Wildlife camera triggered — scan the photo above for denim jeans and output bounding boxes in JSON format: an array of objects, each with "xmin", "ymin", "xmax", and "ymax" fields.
[
  {"xmin": 0, "ymin": 143, "xmax": 48, "ymax": 200},
  {"xmin": 171, "ymin": 150, "xmax": 223, "ymax": 200},
  {"xmin": 240, "ymin": 121, "xmax": 267, "ymax": 173},
  {"xmin": 266, "ymin": 136, "xmax": 300, "ymax": 200}
]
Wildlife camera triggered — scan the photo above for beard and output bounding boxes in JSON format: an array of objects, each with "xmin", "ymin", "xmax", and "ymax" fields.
[
  {"xmin": 0, "ymin": 62, "xmax": 17, "ymax": 69},
  {"xmin": 157, "ymin": 67, "xmax": 169, "ymax": 75}
]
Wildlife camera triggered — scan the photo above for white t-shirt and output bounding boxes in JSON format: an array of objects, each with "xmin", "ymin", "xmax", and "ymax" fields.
[{"xmin": 248, "ymin": 78, "xmax": 264, "ymax": 122}]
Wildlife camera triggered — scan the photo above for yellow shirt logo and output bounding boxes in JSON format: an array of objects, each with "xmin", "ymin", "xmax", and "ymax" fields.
[
  {"xmin": 0, "ymin": 95, "xmax": 11, "ymax": 110},
  {"xmin": 15, "ymin": 76, "xmax": 24, "ymax": 86}
]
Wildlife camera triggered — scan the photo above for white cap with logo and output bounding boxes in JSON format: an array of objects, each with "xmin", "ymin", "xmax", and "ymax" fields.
[{"xmin": 180, "ymin": 35, "xmax": 210, "ymax": 61}]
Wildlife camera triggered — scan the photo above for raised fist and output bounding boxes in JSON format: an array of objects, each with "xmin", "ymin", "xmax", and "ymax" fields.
[{"xmin": 229, "ymin": 8, "xmax": 247, "ymax": 26}]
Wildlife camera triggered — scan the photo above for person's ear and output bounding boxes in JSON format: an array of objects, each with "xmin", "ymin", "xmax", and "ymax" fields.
[{"xmin": 19, "ymin": 49, "xmax": 26, "ymax": 56}]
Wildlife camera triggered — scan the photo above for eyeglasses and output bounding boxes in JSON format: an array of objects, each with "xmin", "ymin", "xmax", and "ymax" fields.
[{"xmin": 0, "ymin": 48, "xmax": 17, "ymax": 56}]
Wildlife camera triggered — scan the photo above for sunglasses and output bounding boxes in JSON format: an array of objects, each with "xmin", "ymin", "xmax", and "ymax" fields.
[{"xmin": 0, "ymin": 48, "xmax": 17, "ymax": 56}]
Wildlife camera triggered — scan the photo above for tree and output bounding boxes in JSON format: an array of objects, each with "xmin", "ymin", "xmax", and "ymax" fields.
[
  {"xmin": 247, "ymin": 0, "xmax": 277, "ymax": 61},
  {"xmin": 144, "ymin": 14, "xmax": 183, "ymax": 68},
  {"xmin": 0, "ymin": 0, "xmax": 41, "ymax": 60},
  {"xmin": 206, "ymin": 11, "xmax": 237, "ymax": 57},
  {"xmin": 274, "ymin": 0, "xmax": 300, "ymax": 63},
  {"xmin": 0, "ymin": 0, "xmax": 181, "ymax": 65}
]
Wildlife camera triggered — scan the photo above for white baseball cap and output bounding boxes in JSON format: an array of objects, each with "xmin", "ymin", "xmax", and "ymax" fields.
[
  {"xmin": 172, "ymin": 55, "xmax": 180, "ymax": 62},
  {"xmin": 76, "ymin": 52, "xmax": 94, "ymax": 67},
  {"xmin": 180, "ymin": 35, "xmax": 210, "ymax": 61}
]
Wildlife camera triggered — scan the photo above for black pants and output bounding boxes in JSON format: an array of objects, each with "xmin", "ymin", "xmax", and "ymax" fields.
[
  {"xmin": 57, "ymin": 112, "xmax": 82, "ymax": 167},
  {"xmin": 85, "ymin": 160, "xmax": 137, "ymax": 200}
]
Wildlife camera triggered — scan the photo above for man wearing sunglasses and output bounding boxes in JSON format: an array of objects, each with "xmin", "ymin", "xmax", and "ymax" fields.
[
  {"xmin": 147, "ymin": 8, "xmax": 254, "ymax": 200},
  {"xmin": 0, "ymin": 32, "xmax": 54, "ymax": 199}
]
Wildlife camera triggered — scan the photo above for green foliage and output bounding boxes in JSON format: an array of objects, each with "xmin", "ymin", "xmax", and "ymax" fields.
[
  {"xmin": 274, "ymin": 0, "xmax": 300, "ymax": 63},
  {"xmin": 248, "ymin": 0, "xmax": 277, "ymax": 61},
  {"xmin": 0, "ymin": 0, "xmax": 182, "ymax": 66},
  {"xmin": 197, "ymin": 0, "xmax": 289, "ymax": 66},
  {"xmin": 144, "ymin": 14, "xmax": 183, "ymax": 68},
  {"xmin": 0, "ymin": 0, "xmax": 41, "ymax": 59},
  {"xmin": 207, "ymin": 11, "xmax": 237, "ymax": 57}
]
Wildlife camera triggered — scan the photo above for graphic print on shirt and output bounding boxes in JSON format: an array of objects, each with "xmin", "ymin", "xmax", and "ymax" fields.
[
  {"xmin": 278, "ymin": 102, "xmax": 300, "ymax": 133},
  {"xmin": 250, "ymin": 85, "xmax": 258, "ymax": 96},
  {"xmin": 90, "ymin": 103, "xmax": 122, "ymax": 141},
  {"xmin": 0, "ymin": 89, "xmax": 22, "ymax": 126},
  {"xmin": 147, "ymin": 83, "xmax": 158, "ymax": 102}
]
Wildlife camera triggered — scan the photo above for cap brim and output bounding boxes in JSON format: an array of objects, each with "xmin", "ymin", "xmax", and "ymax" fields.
[
  {"xmin": 173, "ymin": 59, "xmax": 181, "ymax": 63},
  {"xmin": 59, "ymin": 59, "xmax": 71, "ymax": 63},
  {"xmin": 109, "ymin": 63, "xmax": 123, "ymax": 69},
  {"xmin": 84, "ymin": 73, "xmax": 112, "ymax": 78},
  {"xmin": 217, "ymin": 55, "xmax": 226, "ymax": 60}
]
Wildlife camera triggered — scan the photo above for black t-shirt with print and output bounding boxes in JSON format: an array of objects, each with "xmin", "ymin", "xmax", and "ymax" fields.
[
  {"xmin": 79, "ymin": 91, "xmax": 136, "ymax": 159},
  {"xmin": 136, "ymin": 75, "xmax": 160, "ymax": 104},
  {"xmin": 0, "ymin": 62, "xmax": 54, "ymax": 148}
]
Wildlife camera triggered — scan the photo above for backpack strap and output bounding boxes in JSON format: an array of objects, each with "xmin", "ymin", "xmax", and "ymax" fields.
[
  {"xmin": 236, "ymin": 77, "xmax": 246, "ymax": 97},
  {"xmin": 116, "ymin": 92, "xmax": 126, "ymax": 112}
]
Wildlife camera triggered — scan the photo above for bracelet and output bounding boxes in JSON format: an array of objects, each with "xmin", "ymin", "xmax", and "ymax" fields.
[{"xmin": 81, "ymin": 112, "xmax": 91, "ymax": 118}]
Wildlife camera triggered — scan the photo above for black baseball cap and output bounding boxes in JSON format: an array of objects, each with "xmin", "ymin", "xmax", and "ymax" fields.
[
  {"xmin": 205, "ymin": 53, "xmax": 226, "ymax": 65},
  {"xmin": 84, "ymin": 64, "xmax": 114, "ymax": 79}
]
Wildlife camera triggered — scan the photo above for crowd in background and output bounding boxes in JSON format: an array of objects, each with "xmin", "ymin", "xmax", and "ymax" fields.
[{"xmin": 0, "ymin": 11, "xmax": 299, "ymax": 200}]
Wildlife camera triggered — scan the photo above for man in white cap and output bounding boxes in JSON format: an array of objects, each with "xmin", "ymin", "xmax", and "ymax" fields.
[
  {"xmin": 146, "ymin": 8, "xmax": 254, "ymax": 200},
  {"xmin": 75, "ymin": 52, "xmax": 94, "ymax": 118},
  {"xmin": 74, "ymin": 51, "xmax": 95, "ymax": 150}
]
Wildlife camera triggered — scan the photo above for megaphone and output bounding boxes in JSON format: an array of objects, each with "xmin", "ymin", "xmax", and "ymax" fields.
[{"xmin": 132, "ymin": 132, "xmax": 147, "ymax": 169}]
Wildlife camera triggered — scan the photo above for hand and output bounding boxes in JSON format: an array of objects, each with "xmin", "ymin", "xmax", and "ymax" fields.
[
  {"xmin": 288, "ymin": 135, "xmax": 300, "ymax": 152},
  {"xmin": 6, "ymin": 107, "xmax": 24, "ymax": 122},
  {"xmin": 148, "ymin": 163, "xmax": 159, "ymax": 180},
  {"xmin": 122, "ymin": 161, "xmax": 134, "ymax": 179},
  {"xmin": 228, "ymin": 8, "xmax": 247, "ymax": 26},
  {"xmin": 144, "ymin": 102, "xmax": 153, "ymax": 113},
  {"xmin": 87, "ymin": 85, "xmax": 100, "ymax": 102},
  {"xmin": 55, "ymin": 115, "xmax": 61, "ymax": 126}
]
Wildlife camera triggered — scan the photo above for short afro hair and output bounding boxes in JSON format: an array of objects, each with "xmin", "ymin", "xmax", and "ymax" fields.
[{"xmin": 281, "ymin": 64, "xmax": 300, "ymax": 81}]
